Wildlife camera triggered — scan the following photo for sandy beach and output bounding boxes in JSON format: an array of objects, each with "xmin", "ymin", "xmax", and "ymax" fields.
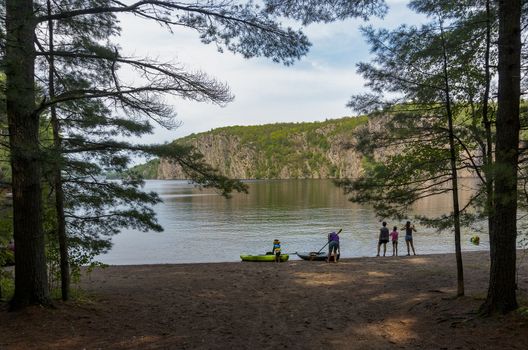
[{"xmin": 1, "ymin": 251, "xmax": 528, "ymax": 349}]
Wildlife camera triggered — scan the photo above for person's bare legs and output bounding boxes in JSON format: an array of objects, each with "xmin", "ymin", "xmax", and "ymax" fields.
[
  {"xmin": 410, "ymin": 240, "xmax": 416, "ymax": 255},
  {"xmin": 395, "ymin": 242, "xmax": 398, "ymax": 256},
  {"xmin": 406, "ymin": 240, "xmax": 410, "ymax": 255},
  {"xmin": 331, "ymin": 248, "xmax": 337, "ymax": 262},
  {"xmin": 383, "ymin": 243, "xmax": 387, "ymax": 256},
  {"xmin": 376, "ymin": 243, "xmax": 381, "ymax": 257}
]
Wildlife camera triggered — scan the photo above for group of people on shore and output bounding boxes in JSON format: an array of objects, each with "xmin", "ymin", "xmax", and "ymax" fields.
[
  {"xmin": 325, "ymin": 221, "xmax": 417, "ymax": 262},
  {"xmin": 377, "ymin": 221, "xmax": 416, "ymax": 257},
  {"xmin": 270, "ymin": 221, "xmax": 417, "ymax": 263}
]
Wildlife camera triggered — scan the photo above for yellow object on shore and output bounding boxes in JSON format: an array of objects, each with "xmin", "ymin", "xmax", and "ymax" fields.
[{"xmin": 470, "ymin": 235, "xmax": 480, "ymax": 245}]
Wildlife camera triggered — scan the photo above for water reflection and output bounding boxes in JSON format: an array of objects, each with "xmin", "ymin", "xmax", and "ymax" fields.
[{"xmin": 101, "ymin": 179, "xmax": 489, "ymax": 265}]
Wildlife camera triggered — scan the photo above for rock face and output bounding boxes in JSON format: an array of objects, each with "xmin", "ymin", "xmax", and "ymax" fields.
[
  {"xmin": 158, "ymin": 134, "xmax": 258, "ymax": 179},
  {"xmin": 157, "ymin": 117, "xmax": 368, "ymax": 180}
]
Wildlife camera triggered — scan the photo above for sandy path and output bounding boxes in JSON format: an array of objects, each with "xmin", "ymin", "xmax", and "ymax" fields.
[{"xmin": 1, "ymin": 251, "xmax": 528, "ymax": 349}]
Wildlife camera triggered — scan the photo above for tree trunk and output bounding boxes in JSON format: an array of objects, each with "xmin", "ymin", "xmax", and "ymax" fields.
[
  {"xmin": 481, "ymin": 0, "xmax": 520, "ymax": 314},
  {"xmin": 440, "ymin": 21, "xmax": 464, "ymax": 297},
  {"xmin": 483, "ymin": 0, "xmax": 494, "ymax": 240},
  {"xmin": 48, "ymin": 0, "xmax": 70, "ymax": 301},
  {"xmin": 6, "ymin": 0, "xmax": 50, "ymax": 309}
]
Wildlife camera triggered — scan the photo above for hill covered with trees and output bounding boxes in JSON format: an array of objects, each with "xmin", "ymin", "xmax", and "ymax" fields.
[{"xmin": 133, "ymin": 116, "xmax": 370, "ymax": 180}]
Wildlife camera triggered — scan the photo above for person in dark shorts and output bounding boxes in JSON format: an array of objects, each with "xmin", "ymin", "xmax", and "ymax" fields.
[
  {"xmin": 401, "ymin": 221, "xmax": 417, "ymax": 256},
  {"xmin": 377, "ymin": 221, "xmax": 390, "ymax": 257},
  {"xmin": 272, "ymin": 239, "xmax": 281, "ymax": 262},
  {"xmin": 327, "ymin": 230, "xmax": 340, "ymax": 263}
]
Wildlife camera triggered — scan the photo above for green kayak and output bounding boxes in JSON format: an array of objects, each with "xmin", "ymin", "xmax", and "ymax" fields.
[{"xmin": 240, "ymin": 254, "xmax": 289, "ymax": 262}]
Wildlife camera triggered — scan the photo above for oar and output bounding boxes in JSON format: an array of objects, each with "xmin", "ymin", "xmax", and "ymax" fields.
[
  {"xmin": 316, "ymin": 242, "xmax": 330, "ymax": 254},
  {"xmin": 316, "ymin": 228, "xmax": 342, "ymax": 254}
]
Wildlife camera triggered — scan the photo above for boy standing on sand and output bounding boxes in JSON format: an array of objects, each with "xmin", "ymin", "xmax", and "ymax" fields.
[
  {"xmin": 390, "ymin": 226, "xmax": 399, "ymax": 256},
  {"xmin": 377, "ymin": 222, "xmax": 390, "ymax": 257}
]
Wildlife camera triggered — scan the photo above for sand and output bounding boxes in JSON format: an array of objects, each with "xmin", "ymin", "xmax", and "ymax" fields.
[{"xmin": 1, "ymin": 251, "xmax": 528, "ymax": 349}]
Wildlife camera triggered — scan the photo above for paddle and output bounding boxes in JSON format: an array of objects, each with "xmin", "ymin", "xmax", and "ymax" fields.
[
  {"xmin": 315, "ymin": 242, "xmax": 329, "ymax": 254},
  {"xmin": 315, "ymin": 228, "xmax": 342, "ymax": 254}
]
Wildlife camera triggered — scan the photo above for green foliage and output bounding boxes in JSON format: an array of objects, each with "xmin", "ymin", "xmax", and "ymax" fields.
[
  {"xmin": 128, "ymin": 159, "xmax": 160, "ymax": 179},
  {"xmin": 0, "ymin": 207, "xmax": 13, "ymax": 253},
  {"xmin": 0, "ymin": 269, "xmax": 14, "ymax": 301},
  {"xmin": 0, "ymin": 225, "xmax": 14, "ymax": 300},
  {"xmin": 0, "ymin": 74, "xmax": 8, "ymax": 184},
  {"xmin": 178, "ymin": 116, "xmax": 368, "ymax": 179},
  {"xmin": 342, "ymin": 0, "xmax": 497, "ymax": 229},
  {"xmin": 0, "ymin": 72, "xmax": 12, "ymax": 301},
  {"xmin": 264, "ymin": 0, "xmax": 387, "ymax": 24},
  {"xmin": 340, "ymin": 111, "xmax": 460, "ymax": 220},
  {"xmin": 517, "ymin": 306, "xmax": 528, "ymax": 318},
  {"xmin": 46, "ymin": 232, "xmax": 107, "ymax": 295}
]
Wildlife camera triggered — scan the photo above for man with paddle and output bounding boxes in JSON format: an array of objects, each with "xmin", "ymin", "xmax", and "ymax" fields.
[{"xmin": 326, "ymin": 228, "xmax": 342, "ymax": 263}]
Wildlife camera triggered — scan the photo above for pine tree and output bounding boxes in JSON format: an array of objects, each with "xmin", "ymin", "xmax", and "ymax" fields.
[
  {"xmin": 480, "ymin": 0, "xmax": 521, "ymax": 315},
  {"xmin": 340, "ymin": 0, "xmax": 499, "ymax": 297},
  {"xmin": 5, "ymin": 0, "xmax": 51, "ymax": 308}
]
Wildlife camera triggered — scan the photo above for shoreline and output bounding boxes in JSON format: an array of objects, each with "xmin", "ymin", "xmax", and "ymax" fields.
[
  {"xmin": 98, "ymin": 241, "xmax": 493, "ymax": 266},
  {"xmin": 98, "ymin": 249, "xmax": 493, "ymax": 267}
]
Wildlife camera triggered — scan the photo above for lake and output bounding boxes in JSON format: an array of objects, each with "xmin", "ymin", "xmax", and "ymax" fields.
[{"xmin": 99, "ymin": 179, "xmax": 489, "ymax": 264}]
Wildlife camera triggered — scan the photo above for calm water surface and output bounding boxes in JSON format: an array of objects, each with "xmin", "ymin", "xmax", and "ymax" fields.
[{"xmin": 100, "ymin": 179, "xmax": 489, "ymax": 264}]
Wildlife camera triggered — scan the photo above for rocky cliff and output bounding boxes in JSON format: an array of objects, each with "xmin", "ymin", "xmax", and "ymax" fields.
[{"xmin": 156, "ymin": 116, "xmax": 370, "ymax": 180}]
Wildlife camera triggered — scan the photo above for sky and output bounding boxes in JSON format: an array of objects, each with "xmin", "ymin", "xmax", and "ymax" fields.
[{"xmin": 116, "ymin": 1, "xmax": 426, "ymax": 145}]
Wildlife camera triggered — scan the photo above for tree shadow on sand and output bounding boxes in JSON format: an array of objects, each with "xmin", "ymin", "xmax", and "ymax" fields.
[{"xmin": 1, "ymin": 251, "xmax": 527, "ymax": 349}]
